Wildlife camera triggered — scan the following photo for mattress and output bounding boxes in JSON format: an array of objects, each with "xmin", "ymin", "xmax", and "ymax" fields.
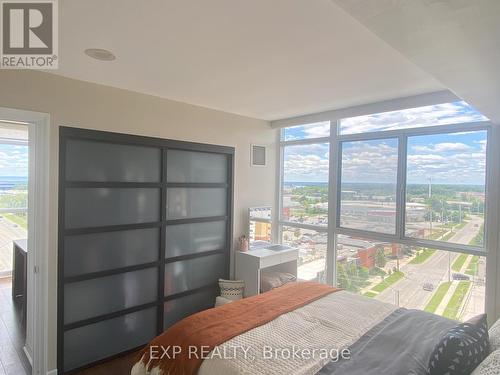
[{"xmin": 132, "ymin": 291, "xmax": 396, "ymax": 375}]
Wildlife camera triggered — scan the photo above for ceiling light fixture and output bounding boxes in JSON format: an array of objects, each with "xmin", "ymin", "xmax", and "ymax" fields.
[{"xmin": 84, "ymin": 48, "xmax": 116, "ymax": 61}]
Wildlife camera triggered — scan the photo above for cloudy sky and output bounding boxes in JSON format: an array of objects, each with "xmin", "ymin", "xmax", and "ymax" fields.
[
  {"xmin": 0, "ymin": 144, "xmax": 28, "ymax": 177},
  {"xmin": 284, "ymin": 142, "xmax": 330, "ymax": 182},
  {"xmin": 283, "ymin": 101, "xmax": 488, "ymax": 185},
  {"xmin": 339, "ymin": 101, "xmax": 488, "ymax": 135}
]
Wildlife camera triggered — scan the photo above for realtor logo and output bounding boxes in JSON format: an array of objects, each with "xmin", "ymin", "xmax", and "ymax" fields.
[{"xmin": 1, "ymin": 0, "xmax": 58, "ymax": 69}]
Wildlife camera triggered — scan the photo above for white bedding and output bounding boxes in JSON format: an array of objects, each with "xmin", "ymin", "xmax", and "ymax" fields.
[{"xmin": 131, "ymin": 291, "xmax": 396, "ymax": 375}]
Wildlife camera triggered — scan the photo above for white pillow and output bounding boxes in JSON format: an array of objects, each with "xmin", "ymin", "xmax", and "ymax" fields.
[
  {"xmin": 489, "ymin": 318, "xmax": 500, "ymax": 352},
  {"xmin": 218, "ymin": 279, "xmax": 244, "ymax": 300},
  {"xmin": 215, "ymin": 296, "xmax": 233, "ymax": 307},
  {"xmin": 471, "ymin": 349, "xmax": 500, "ymax": 375}
]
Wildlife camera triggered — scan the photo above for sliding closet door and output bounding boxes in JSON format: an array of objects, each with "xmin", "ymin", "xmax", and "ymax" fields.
[
  {"xmin": 58, "ymin": 128, "xmax": 233, "ymax": 373},
  {"xmin": 163, "ymin": 150, "xmax": 231, "ymax": 328}
]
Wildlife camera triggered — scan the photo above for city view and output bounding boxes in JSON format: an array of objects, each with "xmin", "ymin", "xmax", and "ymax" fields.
[
  {"xmin": 280, "ymin": 105, "xmax": 488, "ymax": 322},
  {"xmin": 281, "ymin": 181, "xmax": 485, "ymax": 321},
  {"xmin": 0, "ymin": 126, "xmax": 29, "ymax": 276},
  {"xmin": 0, "ymin": 176, "xmax": 28, "ymax": 276}
]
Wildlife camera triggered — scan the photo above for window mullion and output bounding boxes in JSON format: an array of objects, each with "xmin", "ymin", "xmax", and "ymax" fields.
[
  {"xmin": 327, "ymin": 120, "xmax": 339, "ymax": 286},
  {"xmin": 275, "ymin": 130, "xmax": 284, "ymax": 244},
  {"xmin": 396, "ymin": 135, "xmax": 408, "ymax": 240}
]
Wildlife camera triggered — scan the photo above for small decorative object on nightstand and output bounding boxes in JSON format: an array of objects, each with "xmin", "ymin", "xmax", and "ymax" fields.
[{"xmin": 237, "ymin": 235, "xmax": 249, "ymax": 252}]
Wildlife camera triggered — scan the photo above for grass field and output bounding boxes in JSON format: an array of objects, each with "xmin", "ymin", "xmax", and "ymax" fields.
[
  {"xmin": 424, "ymin": 282, "xmax": 452, "ymax": 313},
  {"xmin": 453, "ymin": 221, "xmax": 468, "ymax": 231},
  {"xmin": 443, "ymin": 281, "xmax": 471, "ymax": 320},
  {"xmin": 465, "ymin": 256, "xmax": 479, "ymax": 276},
  {"xmin": 429, "ymin": 230, "xmax": 446, "ymax": 240},
  {"xmin": 4, "ymin": 213, "xmax": 27, "ymax": 230},
  {"xmin": 469, "ymin": 223, "xmax": 484, "ymax": 247},
  {"xmin": 409, "ymin": 249, "xmax": 436, "ymax": 265},
  {"xmin": 451, "ymin": 253, "xmax": 468, "ymax": 272},
  {"xmin": 363, "ymin": 291, "xmax": 377, "ymax": 298},
  {"xmin": 440, "ymin": 231, "xmax": 455, "ymax": 242},
  {"xmin": 371, "ymin": 271, "xmax": 404, "ymax": 293}
]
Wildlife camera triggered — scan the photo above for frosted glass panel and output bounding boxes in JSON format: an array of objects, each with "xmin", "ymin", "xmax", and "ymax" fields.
[
  {"xmin": 65, "ymin": 188, "xmax": 160, "ymax": 228},
  {"xmin": 167, "ymin": 188, "xmax": 226, "ymax": 220},
  {"xmin": 164, "ymin": 289, "xmax": 217, "ymax": 329},
  {"xmin": 164, "ymin": 253, "xmax": 226, "ymax": 296},
  {"xmin": 165, "ymin": 221, "xmax": 226, "ymax": 258},
  {"xmin": 65, "ymin": 139, "xmax": 161, "ymax": 182},
  {"xmin": 64, "ymin": 228, "xmax": 160, "ymax": 277},
  {"xmin": 64, "ymin": 268, "xmax": 158, "ymax": 324},
  {"xmin": 167, "ymin": 150, "xmax": 227, "ymax": 183},
  {"xmin": 64, "ymin": 307, "xmax": 157, "ymax": 371}
]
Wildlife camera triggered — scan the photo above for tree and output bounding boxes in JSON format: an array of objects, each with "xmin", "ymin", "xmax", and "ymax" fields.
[
  {"xmin": 375, "ymin": 248, "xmax": 386, "ymax": 268},
  {"xmin": 337, "ymin": 264, "xmax": 349, "ymax": 290}
]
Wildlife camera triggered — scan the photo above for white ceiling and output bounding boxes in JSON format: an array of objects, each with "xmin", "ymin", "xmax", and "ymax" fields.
[
  {"xmin": 54, "ymin": 0, "xmax": 442, "ymax": 121},
  {"xmin": 332, "ymin": 0, "xmax": 500, "ymax": 124}
]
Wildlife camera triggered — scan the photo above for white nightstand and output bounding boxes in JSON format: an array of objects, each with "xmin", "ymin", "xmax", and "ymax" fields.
[{"xmin": 235, "ymin": 245, "xmax": 299, "ymax": 297}]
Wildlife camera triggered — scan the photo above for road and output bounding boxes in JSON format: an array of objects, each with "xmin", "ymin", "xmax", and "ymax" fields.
[
  {"xmin": 0, "ymin": 215, "xmax": 27, "ymax": 273},
  {"xmin": 449, "ymin": 215, "xmax": 483, "ymax": 245},
  {"xmin": 376, "ymin": 250, "xmax": 457, "ymax": 308},
  {"xmin": 374, "ymin": 216, "xmax": 483, "ymax": 311}
]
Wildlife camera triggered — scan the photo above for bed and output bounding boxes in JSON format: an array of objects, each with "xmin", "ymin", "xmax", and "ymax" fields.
[{"xmin": 131, "ymin": 282, "xmax": 488, "ymax": 375}]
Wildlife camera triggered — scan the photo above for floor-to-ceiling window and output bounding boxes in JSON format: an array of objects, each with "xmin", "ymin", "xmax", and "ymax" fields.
[
  {"xmin": 278, "ymin": 100, "xmax": 491, "ymax": 321},
  {"xmin": 279, "ymin": 121, "xmax": 331, "ymax": 281}
]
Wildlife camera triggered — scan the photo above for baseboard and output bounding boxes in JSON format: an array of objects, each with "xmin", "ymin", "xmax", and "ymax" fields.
[
  {"xmin": 22, "ymin": 346, "xmax": 33, "ymax": 366},
  {"xmin": 47, "ymin": 369, "xmax": 57, "ymax": 375}
]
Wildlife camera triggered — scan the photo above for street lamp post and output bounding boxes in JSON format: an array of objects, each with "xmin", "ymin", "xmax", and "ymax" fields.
[
  {"xmin": 428, "ymin": 177, "xmax": 433, "ymax": 237},
  {"xmin": 448, "ymin": 252, "xmax": 451, "ymax": 283}
]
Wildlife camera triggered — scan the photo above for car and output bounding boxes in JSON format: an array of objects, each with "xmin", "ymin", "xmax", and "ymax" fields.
[
  {"xmin": 452, "ymin": 273, "xmax": 470, "ymax": 280},
  {"xmin": 423, "ymin": 282, "xmax": 434, "ymax": 291}
]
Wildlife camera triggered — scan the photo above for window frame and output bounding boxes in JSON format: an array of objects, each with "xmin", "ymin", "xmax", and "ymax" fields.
[
  {"xmin": 277, "ymin": 117, "xmax": 492, "ymax": 287},
  {"xmin": 336, "ymin": 135, "xmax": 400, "ymax": 237},
  {"xmin": 335, "ymin": 120, "xmax": 490, "ymax": 256},
  {"xmin": 277, "ymin": 124, "xmax": 332, "ymax": 281}
]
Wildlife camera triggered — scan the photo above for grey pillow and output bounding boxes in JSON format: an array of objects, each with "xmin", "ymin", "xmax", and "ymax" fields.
[
  {"xmin": 489, "ymin": 318, "xmax": 500, "ymax": 352},
  {"xmin": 428, "ymin": 314, "xmax": 490, "ymax": 375},
  {"xmin": 471, "ymin": 349, "xmax": 500, "ymax": 375},
  {"xmin": 260, "ymin": 272, "xmax": 296, "ymax": 293}
]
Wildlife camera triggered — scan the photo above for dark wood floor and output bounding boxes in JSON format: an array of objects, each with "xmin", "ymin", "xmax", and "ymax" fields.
[
  {"xmin": 72, "ymin": 351, "xmax": 141, "ymax": 375},
  {"xmin": 0, "ymin": 277, "xmax": 141, "ymax": 375},
  {"xmin": 0, "ymin": 277, "xmax": 31, "ymax": 375}
]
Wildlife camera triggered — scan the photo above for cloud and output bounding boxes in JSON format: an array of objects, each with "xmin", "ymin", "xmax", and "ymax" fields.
[
  {"xmin": 407, "ymin": 140, "xmax": 486, "ymax": 185},
  {"xmin": 303, "ymin": 122, "xmax": 330, "ymax": 138},
  {"xmin": 0, "ymin": 144, "xmax": 28, "ymax": 176},
  {"xmin": 284, "ymin": 121, "xmax": 330, "ymax": 141},
  {"xmin": 284, "ymin": 143, "xmax": 329, "ymax": 182},
  {"xmin": 412, "ymin": 142, "xmax": 471, "ymax": 153},
  {"xmin": 282, "ymin": 102, "xmax": 488, "ymax": 185},
  {"xmin": 339, "ymin": 101, "xmax": 488, "ymax": 135},
  {"xmin": 341, "ymin": 140, "xmax": 398, "ymax": 183}
]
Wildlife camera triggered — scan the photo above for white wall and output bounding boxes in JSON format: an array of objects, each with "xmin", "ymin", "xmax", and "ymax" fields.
[{"xmin": 0, "ymin": 70, "xmax": 277, "ymax": 371}]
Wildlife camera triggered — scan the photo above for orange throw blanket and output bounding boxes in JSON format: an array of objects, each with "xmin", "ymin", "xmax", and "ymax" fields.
[{"xmin": 140, "ymin": 281, "xmax": 340, "ymax": 375}]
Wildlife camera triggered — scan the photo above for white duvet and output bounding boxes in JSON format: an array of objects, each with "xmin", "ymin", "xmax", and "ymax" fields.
[{"xmin": 131, "ymin": 291, "xmax": 396, "ymax": 375}]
